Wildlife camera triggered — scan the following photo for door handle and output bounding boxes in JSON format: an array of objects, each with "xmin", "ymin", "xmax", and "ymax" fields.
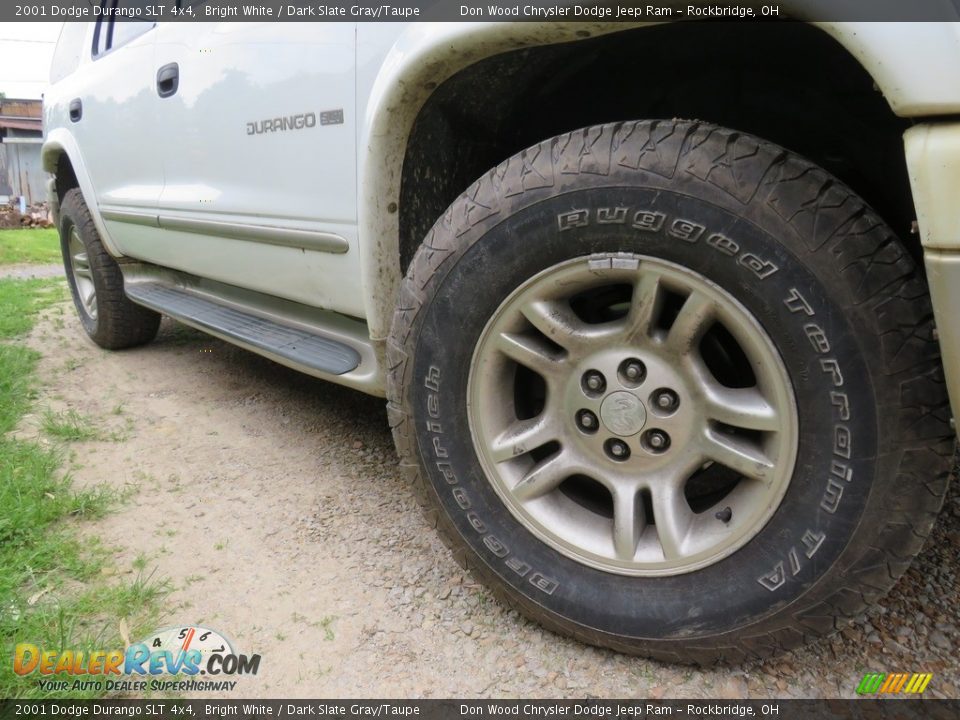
[
  {"xmin": 156, "ymin": 63, "xmax": 179, "ymax": 98},
  {"xmin": 69, "ymin": 98, "xmax": 82, "ymax": 122}
]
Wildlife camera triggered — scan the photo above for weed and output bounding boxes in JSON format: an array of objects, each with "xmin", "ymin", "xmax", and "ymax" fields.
[
  {"xmin": 41, "ymin": 409, "xmax": 100, "ymax": 442},
  {"xmin": 319, "ymin": 615, "xmax": 337, "ymax": 642}
]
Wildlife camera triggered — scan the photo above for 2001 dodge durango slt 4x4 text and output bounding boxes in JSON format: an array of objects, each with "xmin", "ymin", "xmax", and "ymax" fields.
[{"xmin": 42, "ymin": 11, "xmax": 960, "ymax": 664}]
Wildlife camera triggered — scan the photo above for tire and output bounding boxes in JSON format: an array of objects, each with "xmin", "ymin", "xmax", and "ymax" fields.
[
  {"xmin": 59, "ymin": 188, "xmax": 160, "ymax": 350},
  {"xmin": 387, "ymin": 120, "xmax": 954, "ymax": 664}
]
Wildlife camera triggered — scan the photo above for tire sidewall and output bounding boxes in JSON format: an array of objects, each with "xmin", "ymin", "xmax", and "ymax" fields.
[{"xmin": 406, "ymin": 184, "xmax": 877, "ymax": 640}]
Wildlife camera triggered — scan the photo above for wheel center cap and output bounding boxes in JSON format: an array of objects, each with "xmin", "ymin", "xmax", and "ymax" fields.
[{"xmin": 600, "ymin": 391, "xmax": 647, "ymax": 436}]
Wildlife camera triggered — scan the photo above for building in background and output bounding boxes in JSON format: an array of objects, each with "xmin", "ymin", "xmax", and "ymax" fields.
[{"xmin": 0, "ymin": 98, "xmax": 46, "ymax": 205}]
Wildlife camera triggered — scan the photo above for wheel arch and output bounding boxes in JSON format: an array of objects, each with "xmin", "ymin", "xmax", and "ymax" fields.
[
  {"xmin": 42, "ymin": 129, "xmax": 124, "ymax": 257},
  {"xmin": 358, "ymin": 19, "xmax": 960, "ymax": 345}
]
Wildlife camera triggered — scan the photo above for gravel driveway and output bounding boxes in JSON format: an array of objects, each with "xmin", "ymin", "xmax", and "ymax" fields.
[
  {"xmin": 0, "ymin": 263, "xmax": 63, "ymax": 280},
  {"xmin": 20, "ymin": 295, "xmax": 960, "ymax": 699}
]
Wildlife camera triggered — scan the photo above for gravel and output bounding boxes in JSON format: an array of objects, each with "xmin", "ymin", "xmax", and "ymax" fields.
[
  {"xmin": 0, "ymin": 263, "xmax": 64, "ymax": 280},
  {"xmin": 22, "ymin": 302, "xmax": 960, "ymax": 699}
]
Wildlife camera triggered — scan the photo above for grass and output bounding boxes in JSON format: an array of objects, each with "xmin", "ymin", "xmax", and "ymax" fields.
[
  {"xmin": 0, "ymin": 345, "xmax": 39, "ymax": 439},
  {"xmin": 319, "ymin": 615, "xmax": 337, "ymax": 642},
  {"xmin": 41, "ymin": 409, "xmax": 101, "ymax": 442},
  {"xmin": 0, "ymin": 278, "xmax": 67, "ymax": 339},
  {"xmin": 0, "ymin": 277, "xmax": 167, "ymax": 699},
  {"xmin": 0, "ymin": 228, "xmax": 61, "ymax": 266}
]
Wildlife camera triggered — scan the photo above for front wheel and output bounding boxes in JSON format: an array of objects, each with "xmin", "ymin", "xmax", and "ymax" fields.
[{"xmin": 387, "ymin": 121, "xmax": 954, "ymax": 663}]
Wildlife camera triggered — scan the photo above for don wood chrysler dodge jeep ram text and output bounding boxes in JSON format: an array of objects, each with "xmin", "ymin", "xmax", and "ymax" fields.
[{"xmin": 42, "ymin": 15, "xmax": 960, "ymax": 663}]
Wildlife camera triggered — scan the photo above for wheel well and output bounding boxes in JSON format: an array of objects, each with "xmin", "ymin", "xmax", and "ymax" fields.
[
  {"xmin": 398, "ymin": 22, "xmax": 916, "ymax": 273},
  {"xmin": 54, "ymin": 152, "xmax": 79, "ymax": 206}
]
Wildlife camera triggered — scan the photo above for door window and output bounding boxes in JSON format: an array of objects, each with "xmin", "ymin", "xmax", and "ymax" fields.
[{"xmin": 92, "ymin": 1, "xmax": 156, "ymax": 57}]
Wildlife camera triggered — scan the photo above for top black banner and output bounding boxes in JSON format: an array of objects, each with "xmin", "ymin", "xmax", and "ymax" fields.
[{"xmin": 6, "ymin": 0, "xmax": 960, "ymax": 23}]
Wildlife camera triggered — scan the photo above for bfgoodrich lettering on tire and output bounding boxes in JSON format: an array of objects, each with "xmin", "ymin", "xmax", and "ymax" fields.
[{"xmin": 387, "ymin": 120, "xmax": 954, "ymax": 664}]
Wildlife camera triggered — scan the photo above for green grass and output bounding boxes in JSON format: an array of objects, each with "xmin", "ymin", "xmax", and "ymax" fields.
[
  {"xmin": 0, "ymin": 277, "xmax": 167, "ymax": 699},
  {"xmin": 0, "ymin": 345, "xmax": 40, "ymax": 437},
  {"xmin": 319, "ymin": 615, "xmax": 337, "ymax": 642},
  {"xmin": 0, "ymin": 278, "xmax": 67, "ymax": 339},
  {"xmin": 0, "ymin": 228, "xmax": 61, "ymax": 266},
  {"xmin": 41, "ymin": 409, "xmax": 101, "ymax": 442}
]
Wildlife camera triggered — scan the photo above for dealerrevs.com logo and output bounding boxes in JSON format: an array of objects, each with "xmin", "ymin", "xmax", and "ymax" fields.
[
  {"xmin": 14, "ymin": 626, "xmax": 260, "ymax": 693},
  {"xmin": 856, "ymin": 672, "xmax": 933, "ymax": 695}
]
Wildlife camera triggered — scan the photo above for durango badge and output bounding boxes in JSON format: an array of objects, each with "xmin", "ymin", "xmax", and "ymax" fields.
[{"xmin": 246, "ymin": 112, "xmax": 316, "ymax": 135}]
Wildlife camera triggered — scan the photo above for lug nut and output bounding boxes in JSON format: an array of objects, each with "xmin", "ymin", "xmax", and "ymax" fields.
[
  {"xmin": 576, "ymin": 409, "xmax": 599, "ymax": 433},
  {"xmin": 643, "ymin": 429, "xmax": 671, "ymax": 453},
  {"xmin": 604, "ymin": 438, "xmax": 631, "ymax": 461},
  {"xmin": 618, "ymin": 358, "xmax": 646, "ymax": 386},
  {"xmin": 652, "ymin": 388, "xmax": 679, "ymax": 413},
  {"xmin": 582, "ymin": 370, "xmax": 606, "ymax": 395}
]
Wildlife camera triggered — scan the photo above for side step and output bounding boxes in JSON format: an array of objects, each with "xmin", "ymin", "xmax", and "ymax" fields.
[{"xmin": 125, "ymin": 282, "xmax": 361, "ymax": 376}]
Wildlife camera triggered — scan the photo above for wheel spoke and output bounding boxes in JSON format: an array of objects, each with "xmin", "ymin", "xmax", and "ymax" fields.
[
  {"xmin": 701, "ymin": 380, "xmax": 779, "ymax": 432},
  {"xmin": 520, "ymin": 300, "xmax": 584, "ymax": 351},
  {"xmin": 621, "ymin": 271, "xmax": 662, "ymax": 342},
  {"xmin": 490, "ymin": 415, "xmax": 558, "ymax": 463},
  {"xmin": 496, "ymin": 332, "xmax": 562, "ymax": 378},
  {"xmin": 82, "ymin": 285, "xmax": 96, "ymax": 308},
  {"xmin": 512, "ymin": 451, "xmax": 569, "ymax": 502},
  {"xmin": 701, "ymin": 427, "xmax": 775, "ymax": 481},
  {"xmin": 649, "ymin": 483, "xmax": 693, "ymax": 561},
  {"xmin": 665, "ymin": 291, "xmax": 715, "ymax": 354},
  {"xmin": 73, "ymin": 267, "xmax": 93, "ymax": 281},
  {"xmin": 612, "ymin": 485, "xmax": 645, "ymax": 561}
]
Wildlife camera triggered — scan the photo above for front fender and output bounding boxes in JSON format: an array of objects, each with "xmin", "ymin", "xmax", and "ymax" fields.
[
  {"xmin": 356, "ymin": 18, "xmax": 960, "ymax": 345},
  {"xmin": 42, "ymin": 128, "xmax": 125, "ymax": 258}
]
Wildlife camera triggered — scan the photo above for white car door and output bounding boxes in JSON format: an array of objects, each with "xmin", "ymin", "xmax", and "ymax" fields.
[
  {"xmin": 71, "ymin": 8, "xmax": 165, "ymax": 250},
  {"xmin": 132, "ymin": 21, "xmax": 363, "ymax": 319}
]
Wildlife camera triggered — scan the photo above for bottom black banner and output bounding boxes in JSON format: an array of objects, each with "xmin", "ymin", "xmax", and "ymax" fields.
[{"xmin": 0, "ymin": 700, "xmax": 957, "ymax": 720}]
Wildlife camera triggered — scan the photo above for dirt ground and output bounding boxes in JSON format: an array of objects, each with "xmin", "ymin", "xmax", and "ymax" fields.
[{"xmin": 17, "ymin": 286, "xmax": 960, "ymax": 699}]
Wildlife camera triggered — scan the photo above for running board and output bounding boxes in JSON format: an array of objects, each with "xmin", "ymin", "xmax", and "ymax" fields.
[{"xmin": 125, "ymin": 282, "xmax": 361, "ymax": 376}]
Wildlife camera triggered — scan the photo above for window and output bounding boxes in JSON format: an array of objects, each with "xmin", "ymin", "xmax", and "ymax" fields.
[
  {"xmin": 50, "ymin": 23, "xmax": 87, "ymax": 83},
  {"xmin": 92, "ymin": 1, "xmax": 156, "ymax": 58}
]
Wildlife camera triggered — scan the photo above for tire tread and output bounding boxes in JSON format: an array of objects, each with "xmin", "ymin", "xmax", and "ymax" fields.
[
  {"xmin": 385, "ymin": 120, "xmax": 953, "ymax": 664},
  {"xmin": 60, "ymin": 188, "xmax": 160, "ymax": 350}
]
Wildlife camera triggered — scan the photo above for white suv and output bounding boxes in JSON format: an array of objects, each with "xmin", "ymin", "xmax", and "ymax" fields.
[{"xmin": 43, "ymin": 13, "xmax": 960, "ymax": 663}]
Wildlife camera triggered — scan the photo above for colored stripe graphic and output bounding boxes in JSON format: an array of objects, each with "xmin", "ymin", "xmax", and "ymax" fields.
[
  {"xmin": 857, "ymin": 672, "xmax": 933, "ymax": 695},
  {"xmin": 879, "ymin": 674, "xmax": 896, "ymax": 693},
  {"xmin": 891, "ymin": 673, "xmax": 909, "ymax": 693},
  {"xmin": 856, "ymin": 673, "xmax": 885, "ymax": 694}
]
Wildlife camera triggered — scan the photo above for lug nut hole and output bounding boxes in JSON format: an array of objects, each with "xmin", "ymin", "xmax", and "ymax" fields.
[
  {"xmin": 581, "ymin": 370, "xmax": 606, "ymax": 396},
  {"xmin": 604, "ymin": 438, "xmax": 631, "ymax": 461},
  {"xmin": 576, "ymin": 409, "xmax": 599, "ymax": 434},
  {"xmin": 618, "ymin": 358, "xmax": 647, "ymax": 387},
  {"xmin": 642, "ymin": 429, "xmax": 671, "ymax": 453}
]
